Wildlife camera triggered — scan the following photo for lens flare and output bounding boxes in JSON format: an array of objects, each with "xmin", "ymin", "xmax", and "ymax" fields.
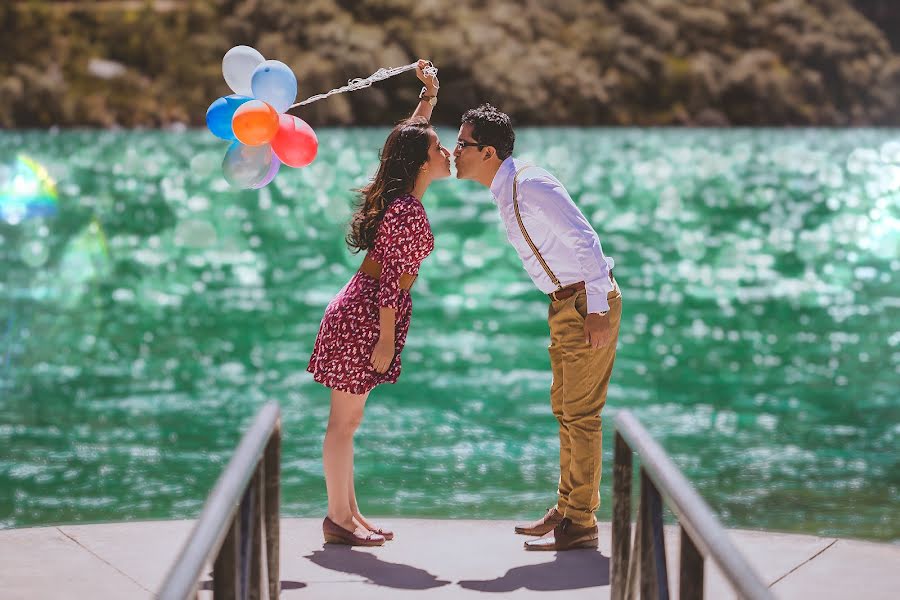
[{"xmin": 0, "ymin": 155, "xmax": 58, "ymax": 224}]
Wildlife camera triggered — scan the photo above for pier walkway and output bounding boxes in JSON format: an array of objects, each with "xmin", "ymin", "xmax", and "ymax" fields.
[{"xmin": 1, "ymin": 518, "xmax": 897, "ymax": 599}]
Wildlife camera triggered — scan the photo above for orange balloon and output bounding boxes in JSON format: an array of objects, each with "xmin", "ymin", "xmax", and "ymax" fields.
[{"xmin": 231, "ymin": 100, "xmax": 279, "ymax": 146}]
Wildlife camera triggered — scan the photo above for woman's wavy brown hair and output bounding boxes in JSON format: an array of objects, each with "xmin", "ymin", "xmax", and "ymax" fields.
[{"xmin": 346, "ymin": 117, "xmax": 433, "ymax": 252}]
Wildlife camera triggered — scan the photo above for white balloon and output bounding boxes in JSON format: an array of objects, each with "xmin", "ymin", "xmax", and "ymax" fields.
[{"xmin": 222, "ymin": 45, "xmax": 265, "ymax": 97}]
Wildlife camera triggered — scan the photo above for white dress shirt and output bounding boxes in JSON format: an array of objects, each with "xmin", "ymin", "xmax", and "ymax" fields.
[{"xmin": 489, "ymin": 157, "xmax": 616, "ymax": 313}]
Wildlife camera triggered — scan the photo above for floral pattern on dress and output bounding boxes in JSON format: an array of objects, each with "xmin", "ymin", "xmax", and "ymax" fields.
[{"xmin": 307, "ymin": 194, "xmax": 434, "ymax": 394}]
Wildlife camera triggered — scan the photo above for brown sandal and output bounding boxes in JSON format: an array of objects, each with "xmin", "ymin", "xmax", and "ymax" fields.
[
  {"xmin": 369, "ymin": 526, "xmax": 394, "ymax": 541},
  {"xmin": 323, "ymin": 517, "xmax": 386, "ymax": 546}
]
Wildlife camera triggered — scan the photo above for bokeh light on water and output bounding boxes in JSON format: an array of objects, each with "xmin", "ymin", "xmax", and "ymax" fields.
[{"xmin": 0, "ymin": 128, "xmax": 897, "ymax": 541}]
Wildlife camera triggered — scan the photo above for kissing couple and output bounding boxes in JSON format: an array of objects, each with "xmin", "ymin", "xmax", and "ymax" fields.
[{"xmin": 307, "ymin": 60, "xmax": 622, "ymax": 552}]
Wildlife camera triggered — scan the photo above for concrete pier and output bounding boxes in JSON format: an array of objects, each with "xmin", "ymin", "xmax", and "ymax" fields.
[{"xmin": 0, "ymin": 519, "xmax": 897, "ymax": 599}]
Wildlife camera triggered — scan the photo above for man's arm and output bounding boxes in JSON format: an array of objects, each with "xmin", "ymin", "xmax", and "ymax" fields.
[
  {"xmin": 411, "ymin": 59, "xmax": 439, "ymax": 121},
  {"xmin": 519, "ymin": 176, "xmax": 617, "ymax": 349},
  {"xmin": 519, "ymin": 176, "xmax": 614, "ymax": 313}
]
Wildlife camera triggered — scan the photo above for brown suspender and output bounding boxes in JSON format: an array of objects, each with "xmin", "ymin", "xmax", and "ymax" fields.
[{"xmin": 512, "ymin": 165, "xmax": 563, "ymax": 291}]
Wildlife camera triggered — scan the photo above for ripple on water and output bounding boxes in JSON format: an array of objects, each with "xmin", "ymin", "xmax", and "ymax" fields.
[{"xmin": 0, "ymin": 129, "xmax": 897, "ymax": 541}]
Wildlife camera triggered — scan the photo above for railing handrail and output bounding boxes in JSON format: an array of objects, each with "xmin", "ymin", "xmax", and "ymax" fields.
[
  {"xmin": 614, "ymin": 410, "xmax": 774, "ymax": 600},
  {"xmin": 158, "ymin": 401, "xmax": 281, "ymax": 600}
]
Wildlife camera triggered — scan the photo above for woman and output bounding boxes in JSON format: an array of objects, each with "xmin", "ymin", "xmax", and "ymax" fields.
[{"xmin": 307, "ymin": 61, "xmax": 450, "ymax": 546}]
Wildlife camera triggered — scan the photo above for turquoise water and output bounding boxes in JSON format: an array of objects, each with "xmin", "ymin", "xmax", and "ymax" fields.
[{"xmin": 0, "ymin": 128, "xmax": 897, "ymax": 541}]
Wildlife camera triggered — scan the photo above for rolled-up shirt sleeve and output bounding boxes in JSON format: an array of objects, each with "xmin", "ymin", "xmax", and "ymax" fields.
[{"xmin": 520, "ymin": 176, "xmax": 615, "ymax": 313}]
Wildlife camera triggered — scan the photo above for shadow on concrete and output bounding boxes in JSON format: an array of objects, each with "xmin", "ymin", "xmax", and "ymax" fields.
[
  {"xmin": 305, "ymin": 546, "xmax": 451, "ymax": 590},
  {"xmin": 458, "ymin": 550, "xmax": 610, "ymax": 592},
  {"xmin": 198, "ymin": 579, "xmax": 307, "ymax": 592}
]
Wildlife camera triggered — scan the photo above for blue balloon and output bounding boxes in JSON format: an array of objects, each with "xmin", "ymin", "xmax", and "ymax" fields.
[
  {"xmin": 250, "ymin": 60, "xmax": 297, "ymax": 114},
  {"xmin": 205, "ymin": 94, "xmax": 252, "ymax": 140}
]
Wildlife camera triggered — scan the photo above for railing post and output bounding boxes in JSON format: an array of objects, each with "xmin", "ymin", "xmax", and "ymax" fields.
[
  {"xmin": 238, "ymin": 480, "xmax": 256, "ymax": 600},
  {"xmin": 611, "ymin": 431, "xmax": 633, "ymax": 600},
  {"xmin": 264, "ymin": 418, "xmax": 281, "ymax": 600},
  {"xmin": 680, "ymin": 525, "xmax": 704, "ymax": 600},
  {"xmin": 213, "ymin": 517, "xmax": 240, "ymax": 599},
  {"xmin": 625, "ymin": 497, "xmax": 642, "ymax": 600},
  {"xmin": 248, "ymin": 467, "xmax": 263, "ymax": 600},
  {"xmin": 640, "ymin": 467, "xmax": 669, "ymax": 600}
]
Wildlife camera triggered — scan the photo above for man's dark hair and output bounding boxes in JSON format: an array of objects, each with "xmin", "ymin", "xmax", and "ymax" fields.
[{"xmin": 461, "ymin": 104, "xmax": 515, "ymax": 160}]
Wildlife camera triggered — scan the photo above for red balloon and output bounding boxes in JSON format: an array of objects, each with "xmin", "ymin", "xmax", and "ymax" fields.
[{"xmin": 271, "ymin": 114, "xmax": 318, "ymax": 168}]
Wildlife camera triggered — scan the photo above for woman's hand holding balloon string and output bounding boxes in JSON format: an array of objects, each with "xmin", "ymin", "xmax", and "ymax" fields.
[
  {"xmin": 411, "ymin": 59, "xmax": 439, "ymax": 120},
  {"xmin": 416, "ymin": 59, "xmax": 439, "ymax": 95}
]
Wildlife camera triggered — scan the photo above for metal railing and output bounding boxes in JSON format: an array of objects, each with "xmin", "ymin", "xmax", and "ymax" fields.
[
  {"xmin": 610, "ymin": 410, "xmax": 775, "ymax": 600},
  {"xmin": 158, "ymin": 401, "xmax": 282, "ymax": 600}
]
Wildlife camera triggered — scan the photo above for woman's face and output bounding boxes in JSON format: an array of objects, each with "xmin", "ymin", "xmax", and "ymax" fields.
[{"xmin": 424, "ymin": 129, "xmax": 452, "ymax": 179}]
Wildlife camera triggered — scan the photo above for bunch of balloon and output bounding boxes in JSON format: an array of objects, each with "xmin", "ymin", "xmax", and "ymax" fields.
[{"xmin": 205, "ymin": 45, "xmax": 318, "ymax": 189}]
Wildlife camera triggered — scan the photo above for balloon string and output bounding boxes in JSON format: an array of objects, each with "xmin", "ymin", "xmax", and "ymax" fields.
[{"xmin": 288, "ymin": 62, "xmax": 438, "ymax": 110}]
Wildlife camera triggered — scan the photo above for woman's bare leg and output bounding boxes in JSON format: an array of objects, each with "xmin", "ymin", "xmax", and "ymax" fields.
[
  {"xmin": 349, "ymin": 463, "xmax": 367, "ymax": 527},
  {"xmin": 323, "ymin": 388, "xmax": 368, "ymax": 532},
  {"xmin": 349, "ymin": 463, "xmax": 379, "ymax": 531}
]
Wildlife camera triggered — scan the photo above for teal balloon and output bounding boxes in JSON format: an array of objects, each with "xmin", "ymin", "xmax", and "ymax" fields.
[
  {"xmin": 250, "ymin": 60, "xmax": 297, "ymax": 113},
  {"xmin": 222, "ymin": 142, "xmax": 275, "ymax": 189},
  {"xmin": 206, "ymin": 95, "xmax": 252, "ymax": 140}
]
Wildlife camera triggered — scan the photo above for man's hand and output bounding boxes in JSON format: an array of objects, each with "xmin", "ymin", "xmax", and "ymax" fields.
[
  {"xmin": 584, "ymin": 312, "xmax": 613, "ymax": 349},
  {"xmin": 370, "ymin": 335, "xmax": 395, "ymax": 373}
]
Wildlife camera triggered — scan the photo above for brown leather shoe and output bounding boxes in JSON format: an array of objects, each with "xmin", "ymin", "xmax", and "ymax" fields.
[
  {"xmin": 524, "ymin": 518, "xmax": 599, "ymax": 551},
  {"xmin": 515, "ymin": 507, "xmax": 564, "ymax": 536},
  {"xmin": 322, "ymin": 517, "xmax": 385, "ymax": 546}
]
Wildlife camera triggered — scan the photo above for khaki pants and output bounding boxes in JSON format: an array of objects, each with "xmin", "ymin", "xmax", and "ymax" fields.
[{"xmin": 549, "ymin": 285, "xmax": 622, "ymax": 527}]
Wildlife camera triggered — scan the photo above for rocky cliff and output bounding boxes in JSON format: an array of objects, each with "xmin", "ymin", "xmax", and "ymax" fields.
[{"xmin": 1, "ymin": 0, "xmax": 898, "ymax": 127}]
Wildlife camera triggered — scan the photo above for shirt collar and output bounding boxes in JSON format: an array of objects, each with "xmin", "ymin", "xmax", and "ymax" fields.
[{"xmin": 489, "ymin": 156, "xmax": 516, "ymax": 202}]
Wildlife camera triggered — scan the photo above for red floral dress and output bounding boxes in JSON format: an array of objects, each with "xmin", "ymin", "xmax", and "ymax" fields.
[{"xmin": 307, "ymin": 194, "xmax": 434, "ymax": 394}]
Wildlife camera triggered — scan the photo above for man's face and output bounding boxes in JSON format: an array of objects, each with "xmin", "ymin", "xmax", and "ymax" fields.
[{"xmin": 454, "ymin": 123, "xmax": 484, "ymax": 180}]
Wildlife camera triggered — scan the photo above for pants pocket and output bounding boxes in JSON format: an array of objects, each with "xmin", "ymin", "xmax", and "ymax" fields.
[{"xmin": 573, "ymin": 292, "xmax": 588, "ymax": 319}]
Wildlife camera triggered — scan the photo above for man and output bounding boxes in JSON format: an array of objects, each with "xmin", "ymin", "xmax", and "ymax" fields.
[{"xmin": 454, "ymin": 104, "xmax": 622, "ymax": 551}]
